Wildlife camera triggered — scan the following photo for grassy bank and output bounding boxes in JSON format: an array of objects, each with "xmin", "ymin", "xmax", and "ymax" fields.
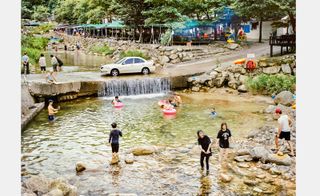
[
  {"xmin": 120, "ymin": 50, "xmax": 151, "ymax": 60},
  {"xmin": 246, "ymin": 74, "xmax": 296, "ymax": 95},
  {"xmin": 21, "ymin": 36, "xmax": 49, "ymax": 65},
  {"xmin": 89, "ymin": 44, "xmax": 114, "ymax": 55}
]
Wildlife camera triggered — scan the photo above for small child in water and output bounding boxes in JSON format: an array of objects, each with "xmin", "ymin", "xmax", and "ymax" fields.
[
  {"xmin": 111, "ymin": 96, "xmax": 121, "ymax": 105},
  {"xmin": 210, "ymin": 107, "xmax": 217, "ymax": 118}
]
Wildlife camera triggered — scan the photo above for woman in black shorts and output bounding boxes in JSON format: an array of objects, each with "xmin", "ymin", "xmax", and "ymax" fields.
[
  {"xmin": 216, "ymin": 122, "xmax": 232, "ymax": 162},
  {"xmin": 197, "ymin": 130, "xmax": 212, "ymax": 172}
]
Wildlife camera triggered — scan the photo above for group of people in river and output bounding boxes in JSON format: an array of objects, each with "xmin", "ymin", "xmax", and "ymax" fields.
[{"xmin": 47, "ymin": 91, "xmax": 295, "ymax": 173}]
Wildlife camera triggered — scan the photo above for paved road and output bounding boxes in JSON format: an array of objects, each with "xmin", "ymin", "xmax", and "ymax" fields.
[
  {"xmin": 161, "ymin": 42, "xmax": 280, "ymax": 77},
  {"xmin": 23, "ymin": 42, "xmax": 280, "ymax": 83}
]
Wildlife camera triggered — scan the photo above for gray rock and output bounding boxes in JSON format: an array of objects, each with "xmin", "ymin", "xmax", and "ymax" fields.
[
  {"xmin": 131, "ymin": 146, "xmax": 157, "ymax": 156},
  {"xmin": 220, "ymin": 173, "xmax": 232, "ymax": 182},
  {"xmin": 262, "ymin": 154, "xmax": 292, "ymax": 166},
  {"xmin": 249, "ymin": 146, "xmax": 271, "ymax": 160},
  {"xmin": 262, "ymin": 66, "xmax": 281, "ymax": 74},
  {"xmin": 235, "ymin": 148, "xmax": 251, "ymax": 156},
  {"xmin": 25, "ymin": 176, "xmax": 50, "ymax": 194},
  {"xmin": 191, "ymin": 86, "xmax": 200, "ymax": 92},
  {"xmin": 281, "ymin": 64, "xmax": 292, "ymax": 74},
  {"xmin": 44, "ymin": 188, "xmax": 64, "ymax": 196},
  {"xmin": 237, "ymin": 162, "xmax": 250, "ymax": 168},
  {"xmin": 234, "ymin": 155, "xmax": 253, "ymax": 162},
  {"xmin": 253, "ymin": 187, "xmax": 263, "ymax": 193},
  {"xmin": 169, "ymin": 53, "xmax": 178, "ymax": 60},
  {"xmin": 274, "ymin": 91, "xmax": 295, "ymax": 106},
  {"xmin": 227, "ymin": 43, "xmax": 239, "ymax": 50},
  {"xmin": 159, "ymin": 56, "xmax": 170, "ymax": 64},
  {"xmin": 260, "ymin": 164, "xmax": 272, "ymax": 170},
  {"xmin": 237, "ymin": 84, "xmax": 248, "ymax": 92},
  {"xmin": 239, "ymin": 75, "xmax": 248, "ymax": 84},
  {"xmin": 228, "ymin": 80, "xmax": 239, "ymax": 90},
  {"xmin": 244, "ymin": 179, "xmax": 258, "ymax": 186},
  {"xmin": 213, "ymin": 77, "xmax": 226, "ymax": 88}
]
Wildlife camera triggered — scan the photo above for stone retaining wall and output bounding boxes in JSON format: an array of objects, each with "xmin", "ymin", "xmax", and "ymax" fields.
[{"xmin": 188, "ymin": 54, "xmax": 296, "ymax": 93}]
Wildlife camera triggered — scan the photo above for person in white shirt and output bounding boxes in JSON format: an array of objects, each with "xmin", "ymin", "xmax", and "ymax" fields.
[
  {"xmin": 274, "ymin": 108, "xmax": 294, "ymax": 156},
  {"xmin": 38, "ymin": 54, "xmax": 46, "ymax": 74},
  {"xmin": 22, "ymin": 52, "xmax": 30, "ymax": 74},
  {"xmin": 50, "ymin": 55, "xmax": 58, "ymax": 72}
]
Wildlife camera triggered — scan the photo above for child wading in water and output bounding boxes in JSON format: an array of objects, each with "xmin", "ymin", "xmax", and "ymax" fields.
[
  {"xmin": 216, "ymin": 122, "xmax": 232, "ymax": 163},
  {"xmin": 108, "ymin": 123, "xmax": 122, "ymax": 164},
  {"xmin": 47, "ymin": 100, "xmax": 60, "ymax": 122},
  {"xmin": 197, "ymin": 130, "xmax": 212, "ymax": 174}
]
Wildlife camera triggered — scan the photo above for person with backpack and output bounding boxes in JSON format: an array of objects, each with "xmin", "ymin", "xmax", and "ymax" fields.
[
  {"xmin": 56, "ymin": 56, "xmax": 64, "ymax": 72},
  {"xmin": 50, "ymin": 55, "xmax": 58, "ymax": 72}
]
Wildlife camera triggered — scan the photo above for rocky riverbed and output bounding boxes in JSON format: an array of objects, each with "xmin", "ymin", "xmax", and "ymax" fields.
[{"xmin": 21, "ymin": 90, "xmax": 296, "ymax": 195}]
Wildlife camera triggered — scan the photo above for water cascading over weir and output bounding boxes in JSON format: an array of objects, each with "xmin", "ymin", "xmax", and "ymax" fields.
[{"xmin": 98, "ymin": 77, "xmax": 171, "ymax": 97}]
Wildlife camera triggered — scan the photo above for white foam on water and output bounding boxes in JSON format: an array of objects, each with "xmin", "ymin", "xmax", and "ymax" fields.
[{"xmin": 99, "ymin": 93, "xmax": 167, "ymax": 100}]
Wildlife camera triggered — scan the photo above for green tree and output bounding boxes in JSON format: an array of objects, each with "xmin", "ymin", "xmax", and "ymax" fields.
[
  {"xmin": 232, "ymin": 0, "xmax": 279, "ymax": 43},
  {"xmin": 54, "ymin": 0, "xmax": 79, "ymax": 24},
  {"xmin": 270, "ymin": 0, "xmax": 296, "ymax": 34},
  {"xmin": 31, "ymin": 5, "xmax": 50, "ymax": 21}
]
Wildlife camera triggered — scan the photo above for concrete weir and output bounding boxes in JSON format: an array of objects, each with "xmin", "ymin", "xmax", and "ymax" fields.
[{"xmin": 21, "ymin": 73, "xmax": 197, "ymax": 129}]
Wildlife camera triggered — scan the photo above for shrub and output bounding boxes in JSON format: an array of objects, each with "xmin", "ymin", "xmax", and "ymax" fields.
[
  {"xmin": 160, "ymin": 29, "xmax": 173, "ymax": 46},
  {"xmin": 120, "ymin": 50, "xmax": 150, "ymax": 60},
  {"xmin": 22, "ymin": 36, "xmax": 49, "ymax": 50},
  {"xmin": 246, "ymin": 74, "xmax": 296, "ymax": 95},
  {"xmin": 89, "ymin": 44, "xmax": 114, "ymax": 55},
  {"xmin": 29, "ymin": 23, "xmax": 55, "ymax": 35}
]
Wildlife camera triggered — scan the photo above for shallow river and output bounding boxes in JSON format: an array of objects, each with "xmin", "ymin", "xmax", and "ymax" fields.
[{"xmin": 22, "ymin": 93, "xmax": 270, "ymax": 195}]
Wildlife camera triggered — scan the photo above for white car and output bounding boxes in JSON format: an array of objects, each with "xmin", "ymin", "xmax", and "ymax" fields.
[{"xmin": 100, "ymin": 57, "xmax": 155, "ymax": 76}]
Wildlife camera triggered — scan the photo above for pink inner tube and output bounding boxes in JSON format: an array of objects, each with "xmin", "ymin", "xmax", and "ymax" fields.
[
  {"xmin": 162, "ymin": 108, "xmax": 176, "ymax": 115},
  {"xmin": 158, "ymin": 100, "xmax": 167, "ymax": 106},
  {"xmin": 114, "ymin": 102, "xmax": 124, "ymax": 108}
]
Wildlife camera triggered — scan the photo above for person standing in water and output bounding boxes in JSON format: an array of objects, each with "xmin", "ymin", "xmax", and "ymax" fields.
[
  {"xmin": 109, "ymin": 123, "xmax": 123, "ymax": 160},
  {"xmin": 48, "ymin": 100, "xmax": 59, "ymax": 122},
  {"xmin": 197, "ymin": 130, "xmax": 212, "ymax": 173},
  {"xmin": 216, "ymin": 122, "xmax": 232, "ymax": 162}
]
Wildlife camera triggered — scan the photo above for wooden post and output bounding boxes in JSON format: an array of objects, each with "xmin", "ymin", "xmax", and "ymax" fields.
[
  {"xmin": 270, "ymin": 45, "xmax": 273, "ymax": 57},
  {"xmin": 281, "ymin": 46, "xmax": 283, "ymax": 55}
]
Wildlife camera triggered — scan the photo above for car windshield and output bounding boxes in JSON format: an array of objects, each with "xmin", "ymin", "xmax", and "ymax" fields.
[{"xmin": 115, "ymin": 58, "xmax": 125, "ymax": 64}]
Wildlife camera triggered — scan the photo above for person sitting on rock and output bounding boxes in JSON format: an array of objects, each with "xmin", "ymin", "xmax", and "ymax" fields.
[
  {"xmin": 108, "ymin": 123, "xmax": 123, "ymax": 163},
  {"xmin": 46, "ymin": 71, "xmax": 57, "ymax": 84},
  {"xmin": 274, "ymin": 108, "xmax": 294, "ymax": 156},
  {"xmin": 48, "ymin": 100, "xmax": 59, "ymax": 122},
  {"xmin": 111, "ymin": 96, "xmax": 121, "ymax": 105}
]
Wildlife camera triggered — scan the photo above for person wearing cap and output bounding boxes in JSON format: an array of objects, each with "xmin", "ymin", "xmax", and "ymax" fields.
[
  {"xmin": 274, "ymin": 108, "xmax": 294, "ymax": 156},
  {"xmin": 48, "ymin": 100, "xmax": 59, "ymax": 122},
  {"xmin": 108, "ymin": 123, "xmax": 123, "ymax": 161}
]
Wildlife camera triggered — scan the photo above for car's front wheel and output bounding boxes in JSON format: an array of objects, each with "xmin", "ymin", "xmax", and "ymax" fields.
[
  {"xmin": 142, "ymin": 67, "xmax": 150, "ymax": 75},
  {"xmin": 111, "ymin": 69, "xmax": 119, "ymax": 76}
]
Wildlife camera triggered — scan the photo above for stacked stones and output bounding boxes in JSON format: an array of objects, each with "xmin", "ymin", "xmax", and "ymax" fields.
[{"xmin": 188, "ymin": 54, "xmax": 296, "ymax": 92}]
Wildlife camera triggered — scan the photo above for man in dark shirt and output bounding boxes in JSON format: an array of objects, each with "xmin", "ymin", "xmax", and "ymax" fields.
[
  {"xmin": 109, "ymin": 123, "xmax": 122, "ymax": 159},
  {"xmin": 197, "ymin": 130, "xmax": 212, "ymax": 172}
]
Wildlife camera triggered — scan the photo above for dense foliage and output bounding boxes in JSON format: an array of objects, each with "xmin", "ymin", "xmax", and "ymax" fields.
[
  {"xmin": 245, "ymin": 74, "xmax": 296, "ymax": 95},
  {"xmin": 21, "ymin": 36, "xmax": 49, "ymax": 64},
  {"xmin": 120, "ymin": 50, "xmax": 151, "ymax": 60},
  {"xmin": 89, "ymin": 44, "xmax": 115, "ymax": 55}
]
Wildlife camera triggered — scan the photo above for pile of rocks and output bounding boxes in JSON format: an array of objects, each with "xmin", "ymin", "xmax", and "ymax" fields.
[
  {"xmin": 22, "ymin": 175, "xmax": 78, "ymax": 196},
  {"xmin": 188, "ymin": 54, "xmax": 296, "ymax": 92}
]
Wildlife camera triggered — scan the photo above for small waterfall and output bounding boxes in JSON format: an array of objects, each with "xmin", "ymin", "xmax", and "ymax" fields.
[{"xmin": 98, "ymin": 77, "xmax": 171, "ymax": 97}]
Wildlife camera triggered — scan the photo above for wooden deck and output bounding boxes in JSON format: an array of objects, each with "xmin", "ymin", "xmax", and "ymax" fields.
[{"xmin": 269, "ymin": 34, "xmax": 296, "ymax": 57}]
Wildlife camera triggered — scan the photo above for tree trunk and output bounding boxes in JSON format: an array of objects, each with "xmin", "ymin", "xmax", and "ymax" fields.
[
  {"xmin": 205, "ymin": 12, "xmax": 210, "ymax": 20},
  {"xmin": 288, "ymin": 12, "xmax": 296, "ymax": 34},
  {"xmin": 259, "ymin": 19, "xmax": 263, "ymax": 43},
  {"xmin": 196, "ymin": 13, "xmax": 200, "ymax": 20}
]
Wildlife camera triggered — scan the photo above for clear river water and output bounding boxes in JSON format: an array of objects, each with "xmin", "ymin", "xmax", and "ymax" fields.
[{"xmin": 22, "ymin": 92, "xmax": 273, "ymax": 195}]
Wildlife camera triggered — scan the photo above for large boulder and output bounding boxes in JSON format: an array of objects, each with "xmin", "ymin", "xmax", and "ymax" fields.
[
  {"xmin": 274, "ymin": 91, "xmax": 295, "ymax": 106},
  {"xmin": 249, "ymin": 146, "xmax": 271, "ymax": 160},
  {"xmin": 261, "ymin": 154, "xmax": 292, "ymax": 166},
  {"xmin": 25, "ymin": 176, "xmax": 50, "ymax": 195},
  {"xmin": 281, "ymin": 64, "xmax": 292, "ymax": 74},
  {"xmin": 237, "ymin": 84, "xmax": 248, "ymax": 93},
  {"xmin": 159, "ymin": 56, "xmax": 170, "ymax": 64},
  {"xmin": 131, "ymin": 146, "xmax": 157, "ymax": 156},
  {"xmin": 49, "ymin": 178, "xmax": 77, "ymax": 196},
  {"xmin": 262, "ymin": 66, "xmax": 281, "ymax": 74}
]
